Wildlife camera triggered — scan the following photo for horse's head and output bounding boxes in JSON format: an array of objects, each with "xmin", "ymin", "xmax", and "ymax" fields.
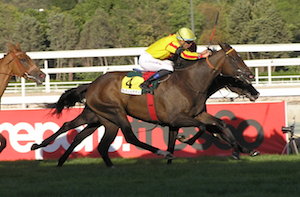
[
  {"xmin": 218, "ymin": 42, "xmax": 254, "ymax": 85},
  {"xmin": 211, "ymin": 75, "xmax": 259, "ymax": 102},
  {"xmin": 7, "ymin": 43, "xmax": 45, "ymax": 85},
  {"xmin": 224, "ymin": 77, "xmax": 260, "ymax": 101}
]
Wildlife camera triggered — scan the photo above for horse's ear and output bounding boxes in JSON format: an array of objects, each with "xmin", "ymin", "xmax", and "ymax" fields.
[
  {"xmin": 15, "ymin": 43, "xmax": 21, "ymax": 51},
  {"xmin": 6, "ymin": 42, "xmax": 15, "ymax": 52},
  {"xmin": 224, "ymin": 43, "xmax": 232, "ymax": 49},
  {"xmin": 218, "ymin": 42, "xmax": 225, "ymax": 50},
  {"xmin": 218, "ymin": 42, "xmax": 232, "ymax": 50}
]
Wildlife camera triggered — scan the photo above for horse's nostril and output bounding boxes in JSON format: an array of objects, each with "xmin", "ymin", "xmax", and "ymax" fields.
[{"xmin": 40, "ymin": 73, "xmax": 46, "ymax": 78}]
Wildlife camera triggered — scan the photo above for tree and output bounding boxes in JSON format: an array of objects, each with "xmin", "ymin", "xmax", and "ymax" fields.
[
  {"xmin": 77, "ymin": 8, "xmax": 116, "ymax": 70},
  {"xmin": 46, "ymin": 10, "xmax": 80, "ymax": 80},
  {"xmin": 0, "ymin": 2, "xmax": 20, "ymax": 51},
  {"xmin": 271, "ymin": 0, "xmax": 300, "ymax": 42},
  {"xmin": 13, "ymin": 14, "xmax": 45, "ymax": 51},
  {"xmin": 226, "ymin": 0, "xmax": 291, "ymax": 44},
  {"xmin": 226, "ymin": 0, "xmax": 253, "ymax": 44},
  {"xmin": 47, "ymin": 11, "xmax": 79, "ymax": 51}
]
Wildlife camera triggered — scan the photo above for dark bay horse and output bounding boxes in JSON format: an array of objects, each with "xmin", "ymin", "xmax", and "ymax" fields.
[
  {"xmin": 32, "ymin": 44, "xmax": 258, "ymax": 166},
  {"xmin": 0, "ymin": 43, "xmax": 45, "ymax": 153},
  {"xmin": 84, "ymin": 43, "xmax": 256, "ymax": 165},
  {"xmin": 31, "ymin": 74, "xmax": 259, "ymax": 167}
]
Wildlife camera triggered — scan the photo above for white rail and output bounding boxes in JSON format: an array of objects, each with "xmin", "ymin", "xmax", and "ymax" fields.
[{"xmin": 1, "ymin": 44, "xmax": 300, "ymax": 107}]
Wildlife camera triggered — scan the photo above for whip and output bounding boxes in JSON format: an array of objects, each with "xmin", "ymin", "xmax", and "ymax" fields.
[{"xmin": 208, "ymin": 11, "xmax": 219, "ymax": 49}]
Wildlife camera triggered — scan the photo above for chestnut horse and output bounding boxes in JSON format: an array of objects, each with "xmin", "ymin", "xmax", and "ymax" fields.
[
  {"xmin": 0, "ymin": 43, "xmax": 45, "ymax": 153},
  {"xmin": 32, "ymin": 44, "xmax": 258, "ymax": 166}
]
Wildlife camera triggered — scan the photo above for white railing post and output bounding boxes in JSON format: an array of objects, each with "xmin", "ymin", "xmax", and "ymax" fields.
[
  {"xmin": 44, "ymin": 60, "xmax": 51, "ymax": 93},
  {"xmin": 21, "ymin": 77, "xmax": 26, "ymax": 108},
  {"xmin": 268, "ymin": 64, "xmax": 272, "ymax": 85},
  {"xmin": 255, "ymin": 67, "xmax": 259, "ymax": 85},
  {"xmin": 134, "ymin": 57, "xmax": 138, "ymax": 65}
]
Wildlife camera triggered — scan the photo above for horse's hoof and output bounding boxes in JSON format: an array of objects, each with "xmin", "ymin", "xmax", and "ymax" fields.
[
  {"xmin": 177, "ymin": 135, "xmax": 187, "ymax": 143},
  {"xmin": 31, "ymin": 143, "xmax": 39, "ymax": 150},
  {"xmin": 250, "ymin": 150, "xmax": 260, "ymax": 157},
  {"xmin": 232, "ymin": 152, "xmax": 240, "ymax": 160},
  {"xmin": 165, "ymin": 153, "xmax": 175, "ymax": 160},
  {"xmin": 156, "ymin": 150, "xmax": 174, "ymax": 159}
]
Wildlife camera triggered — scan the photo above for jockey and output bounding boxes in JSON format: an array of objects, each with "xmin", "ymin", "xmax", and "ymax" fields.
[{"xmin": 139, "ymin": 27, "xmax": 212, "ymax": 93}]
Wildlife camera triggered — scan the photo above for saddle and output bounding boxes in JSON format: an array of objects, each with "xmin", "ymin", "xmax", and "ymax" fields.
[{"xmin": 121, "ymin": 70, "xmax": 159, "ymax": 95}]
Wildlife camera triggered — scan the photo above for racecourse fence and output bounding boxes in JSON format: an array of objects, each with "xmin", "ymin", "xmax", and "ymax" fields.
[{"xmin": 1, "ymin": 43, "xmax": 300, "ymax": 107}]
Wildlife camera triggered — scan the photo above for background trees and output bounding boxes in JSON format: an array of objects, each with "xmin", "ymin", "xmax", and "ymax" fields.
[{"xmin": 1, "ymin": 0, "xmax": 298, "ymax": 52}]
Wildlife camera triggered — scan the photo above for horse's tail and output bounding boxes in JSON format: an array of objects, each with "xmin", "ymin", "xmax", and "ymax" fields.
[{"xmin": 45, "ymin": 83, "xmax": 90, "ymax": 115}]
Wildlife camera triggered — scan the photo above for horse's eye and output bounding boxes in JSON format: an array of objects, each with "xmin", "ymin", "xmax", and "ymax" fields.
[
  {"xmin": 19, "ymin": 58, "xmax": 29, "ymax": 67},
  {"xmin": 20, "ymin": 58, "xmax": 27, "ymax": 64}
]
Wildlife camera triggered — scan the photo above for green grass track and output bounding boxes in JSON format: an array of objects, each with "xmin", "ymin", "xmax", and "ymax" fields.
[{"xmin": 0, "ymin": 155, "xmax": 300, "ymax": 197}]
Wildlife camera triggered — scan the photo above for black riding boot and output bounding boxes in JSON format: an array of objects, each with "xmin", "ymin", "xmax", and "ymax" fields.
[{"xmin": 140, "ymin": 69, "xmax": 172, "ymax": 93}]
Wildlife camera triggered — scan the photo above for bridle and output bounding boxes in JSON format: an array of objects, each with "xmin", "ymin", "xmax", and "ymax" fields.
[
  {"xmin": 0, "ymin": 51, "xmax": 35, "ymax": 79},
  {"xmin": 205, "ymin": 47, "xmax": 235, "ymax": 71}
]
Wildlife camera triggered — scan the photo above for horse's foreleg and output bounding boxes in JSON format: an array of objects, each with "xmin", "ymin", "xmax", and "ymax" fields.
[
  {"xmin": 0, "ymin": 134, "xmax": 7, "ymax": 153},
  {"xmin": 167, "ymin": 127, "xmax": 179, "ymax": 164},
  {"xmin": 169, "ymin": 114, "xmax": 207, "ymax": 145},
  {"xmin": 193, "ymin": 112, "xmax": 255, "ymax": 159},
  {"xmin": 177, "ymin": 129, "xmax": 205, "ymax": 145},
  {"xmin": 57, "ymin": 123, "xmax": 100, "ymax": 167}
]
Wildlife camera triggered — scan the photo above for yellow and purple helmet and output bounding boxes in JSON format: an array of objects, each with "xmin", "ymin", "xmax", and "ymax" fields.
[{"xmin": 176, "ymin": 27, "xmax": 196, "ymax": 41}]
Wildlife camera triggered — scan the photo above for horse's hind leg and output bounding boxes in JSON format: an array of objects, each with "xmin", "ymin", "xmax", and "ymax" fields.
[
  {"xmin": 118, "ymin": 114, "xmax": 173, "ymax": 158},
  {"xmin": 31, "ymin": 107, "xmax": 95, "ymax": 150},
  {"xmin": 97, "ymin": 121, "xmax": 119, "ymax": 168},
  {"xmin": 0, "ymin": 134, "xmax": 7, "ymax": 153},
  {"xmin": 57, "ymin": 123, "xmax": 100, "ymax": 167}
]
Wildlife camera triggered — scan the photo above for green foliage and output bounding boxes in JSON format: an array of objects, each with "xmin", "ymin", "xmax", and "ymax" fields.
[
  {"xmin": 1, "ymin": 0, "xmax": 298, "ymax": 51},
  {"xmin": 13, "ymin": 14, "xmax": 46, "ymax": 51},
  {"xmin": 227, "ymin": 0, "xmax": 291, "ymax": 44},
  {"xmin": 0, "ymin": 2, "xmax": 20, "ymax": 50},
  {"xmin": 271, "ymin": 0, "xmax": 300, "ymax": 42},
  {"xmin": 47, "ymin": 11, "xmax": 79, "ymax": 50},
  {"xmin": 50, "ymin": 0, "xmax": 78, "ymax": 11}
]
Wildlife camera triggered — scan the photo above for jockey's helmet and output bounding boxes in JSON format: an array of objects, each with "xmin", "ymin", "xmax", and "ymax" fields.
[{"xmin": 176, "ymin": 27, "xmax": 196, "ymax": 41}]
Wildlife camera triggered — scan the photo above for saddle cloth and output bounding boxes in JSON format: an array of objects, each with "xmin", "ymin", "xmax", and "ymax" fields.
[
  {"xmin": 121, "ymin": 71, "xmax": 157, "ymax": 95},
  {"xmin": 121, "ymin": 70, "xmax": 159, "ymax": 121}
]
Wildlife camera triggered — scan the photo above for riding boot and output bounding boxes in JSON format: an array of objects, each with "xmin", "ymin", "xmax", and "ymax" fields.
[{"xmin": 140, "ymin": 69, "xmax": 172, "ymax": 93}]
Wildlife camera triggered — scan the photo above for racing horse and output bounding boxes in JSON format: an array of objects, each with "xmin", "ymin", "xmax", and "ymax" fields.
[
  {"xmin": 31, "ymin": 74, "xmax": 259, "ymax": 167},
  {"xmin": 0, "ymin": 43, "xmax": 45, "ymax": 153},
  {"xmin": 32, "ymin": 43, "xmax": 258, "ymax": 167}
]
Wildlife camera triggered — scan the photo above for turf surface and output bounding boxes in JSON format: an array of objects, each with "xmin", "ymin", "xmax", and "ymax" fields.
[{"xmin": 1, "ymin": 155, "xmax": 300, "ymax": 197}]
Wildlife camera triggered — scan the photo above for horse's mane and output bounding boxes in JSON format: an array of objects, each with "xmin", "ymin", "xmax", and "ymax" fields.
[{"xmin": 173, "ymin": 47, "xmax": 218, "ymax": 70}]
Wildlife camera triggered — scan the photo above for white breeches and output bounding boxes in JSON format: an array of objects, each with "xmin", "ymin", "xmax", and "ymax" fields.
[{"xmin": 138, "ymin": 51, "xmax": 174, "ymax": 72}]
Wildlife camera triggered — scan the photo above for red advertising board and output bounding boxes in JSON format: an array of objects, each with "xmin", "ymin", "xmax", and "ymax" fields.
[{"xmin": 0, "ymin": 101, "xmax": 287, "ymax": 161}]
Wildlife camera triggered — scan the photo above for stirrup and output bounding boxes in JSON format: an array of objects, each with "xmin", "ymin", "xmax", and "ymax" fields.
[{"xmin": 140, "ymin": 83, "xmax": 153, "ymax": 94}]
